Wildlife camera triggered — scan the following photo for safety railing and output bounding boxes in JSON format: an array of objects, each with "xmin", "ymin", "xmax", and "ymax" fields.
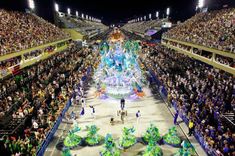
[{"xmin": 36, "ymin": 98, "xmax": 72, "ymax": 156}]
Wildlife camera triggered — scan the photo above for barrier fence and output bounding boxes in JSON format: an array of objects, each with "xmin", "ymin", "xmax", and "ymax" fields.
[
  {"xmin": 36, "ymin": 99, "xmax": 72, "ymax": 156},
  {"xmin": 148, "ymin": 69, "xmax": 218, "ymax": 156}
]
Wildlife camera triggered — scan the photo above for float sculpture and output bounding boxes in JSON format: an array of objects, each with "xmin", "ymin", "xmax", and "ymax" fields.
[
  {"xmin": 119, "ymin": 127, "xmax": 136, "ymax": 149},
  {"xmin": 85, "ymin": 125, "xmax": 103, "ymax": 146},
  {"xmin": 100, "ymin": 134, "xmax": 121, "ymax": 156},
  {"xmin": 63, "ymin": 120, "xmax": 82, "ymax": 148},
  {"xmin": 163, "ymin": 126, "xmax": 181, "ymax": 147},
  {"xmin": 142, "ymin": 124, "xmax": 161, "ymax": 144}
]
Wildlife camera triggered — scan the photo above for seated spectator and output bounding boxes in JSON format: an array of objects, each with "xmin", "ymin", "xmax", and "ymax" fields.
[
  {"xmin": 0, "ymin": 43, "xmax": 99, "ymax": 155},
  {"xmin": 163, "ymin": 8, "xmax": 235, "ymax": 53},
  {"xmin": 0, "ymin": 9, "xmax": 70, "ymax": 55},
  {"xmin": 143, "ymin": 45, "xmax": 234, "ymax": 155}
]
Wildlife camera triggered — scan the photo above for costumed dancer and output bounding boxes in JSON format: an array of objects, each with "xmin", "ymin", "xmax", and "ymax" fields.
[{"xmin": 80, "ymin": 107, "xmax": 85, "ymax": 116}]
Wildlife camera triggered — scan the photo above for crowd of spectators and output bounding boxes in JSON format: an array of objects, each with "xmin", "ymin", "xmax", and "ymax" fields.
[
  {"xmin": 23, "ymin": 50, "xmax": 42, "ymax": 60},
  {"xmin": 0, "ymin": 9, "xmax": 70, "ymax": 56},
  {"xmin": 56, "ymin": 13, "xmax": 108, "ymax": 37},
  {"xmin": 0, "ymin": 43, "xmax": 99, "ymax": 155},
  {"xmin": 122, "ymin": 19, "xmax": 167, "ymax": 35},
  {"xmin": 0, "ymin": 57, "xmax": 21, "ymax": 77},
  {"xmin": 163, "ymin": 8, "xmax": 235, "ymax": 53},
  {"xmin": 215, "ymin": 55, "xmax": 235, "ymax": 68},
  {"xmin": 143, "ymin": 45, "xmax": 234, "ymax": 155}
]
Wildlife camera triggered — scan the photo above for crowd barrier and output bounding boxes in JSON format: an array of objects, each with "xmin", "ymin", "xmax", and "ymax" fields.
[
  {"xmin": 36, "ymin": 99, "xmax": 72, "ymax": 156},
  {"xmin": 148, "ymin": 69, "xmax": 218, "ymax": 156}
]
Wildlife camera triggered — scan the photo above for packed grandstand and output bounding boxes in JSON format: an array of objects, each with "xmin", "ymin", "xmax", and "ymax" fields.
[{"xmin": 0, "ymin": 1, "xmax": 234, "ymax": 156}]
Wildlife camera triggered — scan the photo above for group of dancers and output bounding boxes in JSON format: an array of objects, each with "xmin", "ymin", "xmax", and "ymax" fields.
[{"xmin": 115, "ymin": 98, "xmax": 141, "ymax": 125}]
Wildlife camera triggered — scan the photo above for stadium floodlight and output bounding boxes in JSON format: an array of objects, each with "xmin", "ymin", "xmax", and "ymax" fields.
[
  {"xmin": 156, "ymin": 11, "xmax": 159, "ymax": 18},
  {"xmin": 28, "ymin": 0, "xmax": 35, "ymax": 10},
  {"xmin": 198, "ymin": 0, "xmax": 204, "ymax": 8},
  {"xmin": 55, "ymin": 3, "xmax": 59, "ymax": 12},
  {"xmin": 166, "ymin": 7, "xmax": 170, "ymax": 16},
  {"xmin": 67, "ymin": 8, "xmax": 71, "ymax": 15},
  {"xmin": 149, "ymin": 13, "xmax": 152, "ymax": 19},
  {"xmin": 76, "ymin": 11, "xmax": 78, "ymax": 17}
]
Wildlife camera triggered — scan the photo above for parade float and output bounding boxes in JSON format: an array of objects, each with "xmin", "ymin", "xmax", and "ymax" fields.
[
  {"xmin": 100, "ymin": 134, "xmax": 121, "ymax": 156},
  {"xmin": 63, "ymin": 120, "xmax": 82, "ymax": 149},
  {"xmin": 142, "ymin": 124, "xmax": 161, "ymax": 144},
  {"xmin": 94, "ymin": 39, "xmax": 146, "ymax": 99},
  {"xmin": 163, "ymin": 126, "xmax": 181, "ymax": 147},
  {"xmin": 119, "ymin": 127, "xmax": 136, "ymax": 149},
  {"xmin": 85, "ymin": 125, "xmax": 103, "ymax": 146},
  {"xmin": 174, "ymin": 140, "xmax": 196, "ymax": 156}
]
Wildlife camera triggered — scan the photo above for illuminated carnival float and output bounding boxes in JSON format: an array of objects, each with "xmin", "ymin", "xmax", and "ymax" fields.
[
  {"xmin": 94, "ymin": 34, "xmax": 146, "ymax": 99},
  {"xmin": 108, "ymin": 27, "xmax": 125, "ymax": 42}
]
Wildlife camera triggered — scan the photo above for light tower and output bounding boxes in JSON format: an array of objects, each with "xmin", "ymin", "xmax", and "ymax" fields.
[
  {"xmin": 54, "ymin": 3, "xmax": 59, "ymax": 12},
  {"xmin": 166, "ymin": 7, "xmax": 170, "ymax": 18},
  {"xmin": 156, "ymin": 11, "xmax": 159, "ymax": 19},
  {"xmin": 28, "ymin": 0, "xmax": 35, "ymax": 10},
  {"xmin": 198, "ymin": 0, "xmax": 204, "ymax": 9},
  {"xmin": 67, "ymin": 8, "xmax": 71, "ymax": 15}
]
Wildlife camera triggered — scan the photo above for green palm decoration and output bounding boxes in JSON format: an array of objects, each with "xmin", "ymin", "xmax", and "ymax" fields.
[
  {"xmin": 119, "ymin": 127, "xmax": 136, "ymax": 149},
  {"xmin": 100, "ymin": 134, "xmax": 120, "ymax": 156},
  {"xmin": 62, "ymin": 148, "xmax": 72, "ymax": 156},
  {"xmin": 163, "ymin": 126, "xmax": 181, "ymax": 146},
  {"xmin": 174, "ymin": 140, "xmax": 196, "ymax": 156},
  {"xmin": 63, "ymin": 125, "xmax": 82, "ymax": 148},
  {"xmin": 143, "ymin": 134, "xmax": 163, "ymax": 156},
  {"xmin": 143, "ymin": 124, "xmax": 161, "ymax": 144},
  {"xmin": 85, "ymin": 125, "xmax": 103, "ymax": 146}
]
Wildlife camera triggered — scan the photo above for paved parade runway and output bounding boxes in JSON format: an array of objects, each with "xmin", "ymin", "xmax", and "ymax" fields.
[{"xmin": 45, "ymin": 85, "xmax": 206, "ymax": 156}]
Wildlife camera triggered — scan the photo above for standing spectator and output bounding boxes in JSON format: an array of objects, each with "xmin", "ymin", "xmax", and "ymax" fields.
[
  {"xmin": 174, "ymin": 110, "xmax": 179, "ymax": 125},
  {"xmin": 32, "ymin": 120, "xmax": 38, "ymax": 131},
  {"xmin": 188, "ymin": 119, "xmax": 194, "ymax": 136}
]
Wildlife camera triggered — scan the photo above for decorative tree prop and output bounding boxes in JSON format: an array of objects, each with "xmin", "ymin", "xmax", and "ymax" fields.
[
  {"xmin": 119, "ymin": 127, "xmax": 136, "ymax": 149},
  {"xmin": 62, "ymin": 147, "xmax": 72, "ymax": 156},
  {"xmin": 143, "ymin": 138, "xmax": 163, "ymax": 156},
  {"xmin": 85, "ymin": 125, "xmax": 103, "ymax": 146},
  {"xmin": 174, "ymin": 140, "xmax": 196, "ymax": 156},
  {"xmin": 143, "ymin": 124, "xmax": 161, "ymax": 144},
  {"xmin": 100, "ymin": 134, "xmax": 121, "ymax": 156},
  {"xmin": 163, "ymin": 126, "xmax": 181, "ymax": 146},
  {"xmin": 63, "ymin": 124, "xmax": 82, "ymax": 148}
]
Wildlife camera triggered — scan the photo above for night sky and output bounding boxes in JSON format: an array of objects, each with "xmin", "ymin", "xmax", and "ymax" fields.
[{"xmin": 0, "ymin": 0, "xmax": 234, "ymax": 25}]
